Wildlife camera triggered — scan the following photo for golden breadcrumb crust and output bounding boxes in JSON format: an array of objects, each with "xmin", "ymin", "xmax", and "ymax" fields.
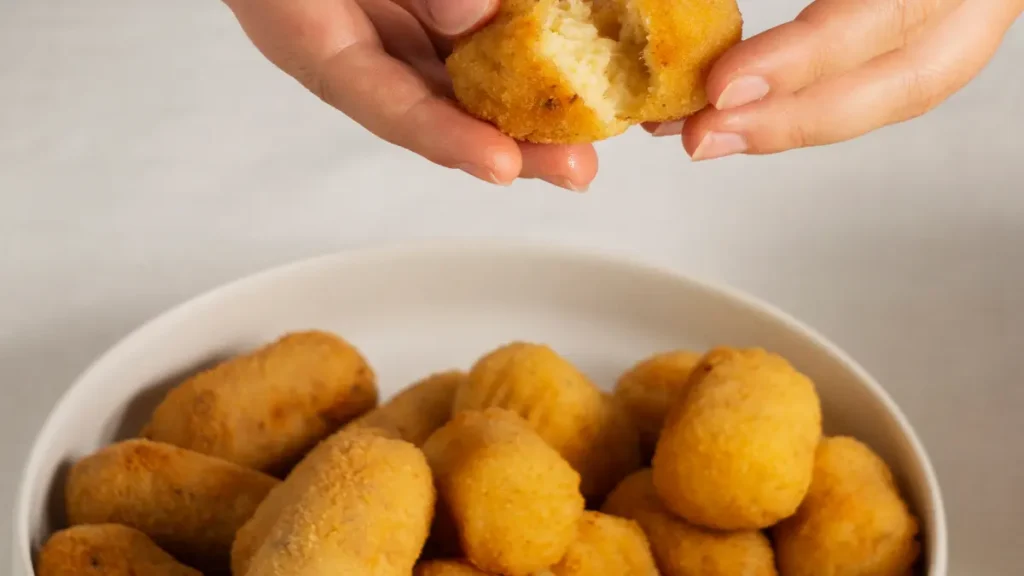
[
  {"xmin": 652, "ymin": 347, "xmax": 822, "ymax": 530},
  {"xmin": 603, "ymin": 469, "xmax": 778, "ymax": 576},
  {"xmin": 455, "ymin": 342, "xmax": 641, "ymax": 500},
  {"xmin": 447, "ymin": 0, "xmax": 743, "ymax": 143},
  {"xmin": 773, "ymin": 436, "xmax": 921, "ymax": 576},
  {"xmin": 65, "ymin": 439, "xmax": 278, "ymax": 571},
  {"xmin": 347, "ymin": 370, "xmax": 465, "ymax": 446},
  {"xmin": 614, "ymin": 350, "xmax": 702, "ymax": 459},
  {"xmin": 447, "ymin": 0, "xmax": 630, "ymax": 143},
  {"xmin": 142, "ymin": 330, "xmax": 377, "ymax": 476},
  {"xmin": 38, "ymin": 524, "xmax": 201, "ymax": 576},
  {"xmin": 423, "ymin": 408, "xmax": 584, "ymax": 576},
  {"xmin": 243, "ymin": 428, "xmax": 435, "ymax": 576}
]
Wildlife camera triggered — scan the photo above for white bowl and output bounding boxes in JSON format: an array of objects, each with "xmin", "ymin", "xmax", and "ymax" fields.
[{"xmin": 13, "ymin": 242, "xmax": 947, "ymax": 575}]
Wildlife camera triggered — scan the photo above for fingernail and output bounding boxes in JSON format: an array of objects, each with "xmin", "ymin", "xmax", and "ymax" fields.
[
  {"xmin": 458, "ymin": 163, "xmax": 508, "ymax": 185},
  {"xmin": 715, "ymin": 76, "xmax": 770, "ymax": 110},
  {"xmin": 653, "ymin": 120, "xmax": 685, "ymax": 137},
  {"xmin": 427, "ymin": 0, "xmax": 492, "ymax": 35},
  {"xmin": 691, "ymin": 132, "xmax": 747, "ymax": 161},
  {"xmin": 543, "ymin": 177, "xmax": 588, "ymax": 192}
]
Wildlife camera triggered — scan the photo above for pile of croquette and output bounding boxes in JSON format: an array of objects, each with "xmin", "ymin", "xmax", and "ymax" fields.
[
  {"xmin": 446, "ymin": 0, "xmax": 744, "ymax": 143},
  {"xmin": 40, "ymin": 331, "xmax": 921, "ymax": 576}
]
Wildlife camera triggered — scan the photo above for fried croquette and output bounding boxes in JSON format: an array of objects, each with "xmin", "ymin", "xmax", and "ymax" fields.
[
  {"xmin": 142, "ymin": 330, "xmax": 377, "ymax": 475},
  {"xmin": 347, "ymin": 370, "xmax": 465, "ymax": 445},
  {"xmin": 65, "ymin": 439, "xmax": 278, "ymax": 570},
  {"xmin": 230, "ymin": 425, "xmax": 401, "ymax": 575},
  {"xmin": 38, "ymin": 524, "xmax": 201, "ymax": 576},
  {"xmin": 455, "ymin": 342, "xmax": 641, "ymax": 499},
  {"xmin": 614, "ymin": 350, "xmax": 702, "ymax": 459},
  {"xmin": 602, "ymin": 470, "xmax": 778, "ymax": 576},
  {"xmin": 415, "ymin": 560, "xmax": 492, "ymax": 576},
  {"xmin": 422, "ymin": 408, "xmax": 584, "ymax": 576},
  {"xmin": 652, "ymin": 347, "xmax": 822, "ymax": 530},
  {"xmin": 773, "ymin": 436, "xmax": 921, "ymax": 576},
  {"xmin": 445, "ymin": 0, "xmax": 742, "ymax": 143},
  {"xmin": 243, "ymin": 428, "xmax": 435, "ymax": 576},
  {"xmin": 542, "ymin": 511, "xmax": 659, "ymax": 576}
]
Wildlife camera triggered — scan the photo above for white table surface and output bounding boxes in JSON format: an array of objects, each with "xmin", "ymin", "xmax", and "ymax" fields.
[{"xmin": 1, "ymin": 0, "xmax": 1022, "ymax": 572}]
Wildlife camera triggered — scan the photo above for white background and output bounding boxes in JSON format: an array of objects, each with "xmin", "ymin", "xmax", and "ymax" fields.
[{"xmin": 1, "ymin": 0, "xmax": 1022, "ymax": 571}]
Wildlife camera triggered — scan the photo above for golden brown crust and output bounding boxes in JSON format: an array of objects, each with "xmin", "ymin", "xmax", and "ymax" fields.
[
  {"xmin": 447, "ymin": 0, "xmax": 742, "ymax": 141},
  {"xmin": 231, "ymin": 427, "xmax": 403, "ymax": 576},
  {"xmin": 455, "ymin": 342, "xmax": 640, "ymax": 500},
  {"xmin": 651, "ymin": 347, "xmax": 822, "ymax": 530},
  {"xmin": 65, "ymin": 439, "xmax": 278, "ymax": 571},
  {"xmin": 547, "ymin": 511, "xmax": 660, "ymax": 576},
  {"xmin": 772, "ymin": 437, "xmax": 921, "ymax": 576},
  {"xmin": 614, "ymin": 350, "xmax": 702, "ymax": 460},
  {"xmin": 602, "ymin": 470, "xmax": 778, "ymax": 576},
  {"xmin": 38, "ymin": 524, "xmax": 201, "ymax": 576},
  {"xmin": 244, "ymin": 429, "xmax": 435, "ymax": 576},
  {"xmin": 142, "ymin": 330, "xmax": 378, "ymax": 476},
  {"xmin": 446, "ymin": 0, "xmax": 629, "ymax": 143},
  {"xmin": 346, "ymin": 370, "xmax": 464, "ymax": 446},
  {"xmin": 633, "ymin": 0, "xmax": 743, "ymax": 122},
  {"xmin": 422, "ymin": 408, "xmax": 584, "ymax": 576}
]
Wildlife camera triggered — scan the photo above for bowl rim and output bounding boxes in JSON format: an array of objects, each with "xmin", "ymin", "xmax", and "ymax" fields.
[{"xmin": 12, "ymin": 239, "xmax": 948, "ymax": 574}]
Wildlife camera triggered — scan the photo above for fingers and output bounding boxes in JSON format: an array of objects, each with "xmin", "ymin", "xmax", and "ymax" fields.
[
  {"xmin": 391, "ymin": 0, "xmax": 499, "ymax": 37},
  {"xmin": 355, "ymin": 0, "xmax": 452, "ymax": 92},
  {"xmin": 682, "ymin": 0, "xmax": 1017, "ymax": 158},
  {"xmin": 519, "ymin": 144, "xmax": 599, "ymax": 192},
  {"xmin": 319, "ymin": 42, "xmax": 523, "ymax": 181},
  {"xmin": 704, "ymin": 0, "xmax": 964, "ymax": 111}
]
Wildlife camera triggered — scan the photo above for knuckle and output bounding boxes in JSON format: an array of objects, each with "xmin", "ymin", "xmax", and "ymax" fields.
[{"xmin": 781, "ymin": 112, "xmax": 817, "ymax": 150}]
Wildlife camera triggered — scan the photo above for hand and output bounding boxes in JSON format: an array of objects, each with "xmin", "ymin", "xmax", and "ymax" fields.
[
  {"xmin": 222, "ymin": 0, "xmax": 597, "ymax": 191},
  {"xmin": 649, "ymin": 0, "xmax": 1023, "ymax": 160}
]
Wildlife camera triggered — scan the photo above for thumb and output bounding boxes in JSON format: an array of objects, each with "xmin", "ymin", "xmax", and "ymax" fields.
[{"xmin": 397, "ymin": 0, "xmax": 499, "ymax": 38}]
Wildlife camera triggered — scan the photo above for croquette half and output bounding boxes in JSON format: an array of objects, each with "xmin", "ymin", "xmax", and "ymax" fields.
[{"xmin": 446, "ymin": 0, "xmax": 743, "ymax": 143}]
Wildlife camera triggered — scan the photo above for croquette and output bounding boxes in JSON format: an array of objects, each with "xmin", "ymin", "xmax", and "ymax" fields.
[
  {"xmin": 603, "ymin": 469, "xmax": 778, "ymax": 576},
  {"xmin": 454, "ymin": 342, "xmax": 641, "ymax": 499},
  {"xmin": 416, "ymin": 560, "xmax": 492, "ymax": 576},
  {"xmin": 347, "ymin": 370, "xmax": 465, "ymax": 445},
  {"xmin": 652, "ymin": 347, "xmax": 822, "ymax": 529},
  {"xmin": 64, "ymin": 439, "xmax": 278, "ymax": 570},
  {"xmin": 142, "ymin": 330, "xmax": 378, "ymax": 475},
  {"xmin": 773, "ymin": 436, "xmax": 921, "ymax": 576},
  {"xmin": 244, "ymin": 428, "xmax": 435, "ymax": 576},
  {"xmin": 542, "ymin": 511, "xmax": 659, "ymax": 576},
  {"xmin": 231, "ymin": 425, "xmax": 404, "ymax": 576},
  {"xmin": 422, "ymin": 407, "xmax": 585, "ymax": 576},
  {"xmin": 38, "ymin": 524, "xmax": 201, "ymax": 576},
  {"xmin": 446, "ymin": 0, "xmax": 743, "ymax": 143},
  {"xmin": 614, "ymin": 349, "xmax": 702, "ymax": 459}
]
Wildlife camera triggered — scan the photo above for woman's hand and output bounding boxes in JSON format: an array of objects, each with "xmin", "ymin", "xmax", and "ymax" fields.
[
  {"xmin": 650, "ymin": 0, "xmax": 1023, "ymax": 160},
  {"xmin": 223, "ymin": 0, "xmax": 596, "ymax": 191}
]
